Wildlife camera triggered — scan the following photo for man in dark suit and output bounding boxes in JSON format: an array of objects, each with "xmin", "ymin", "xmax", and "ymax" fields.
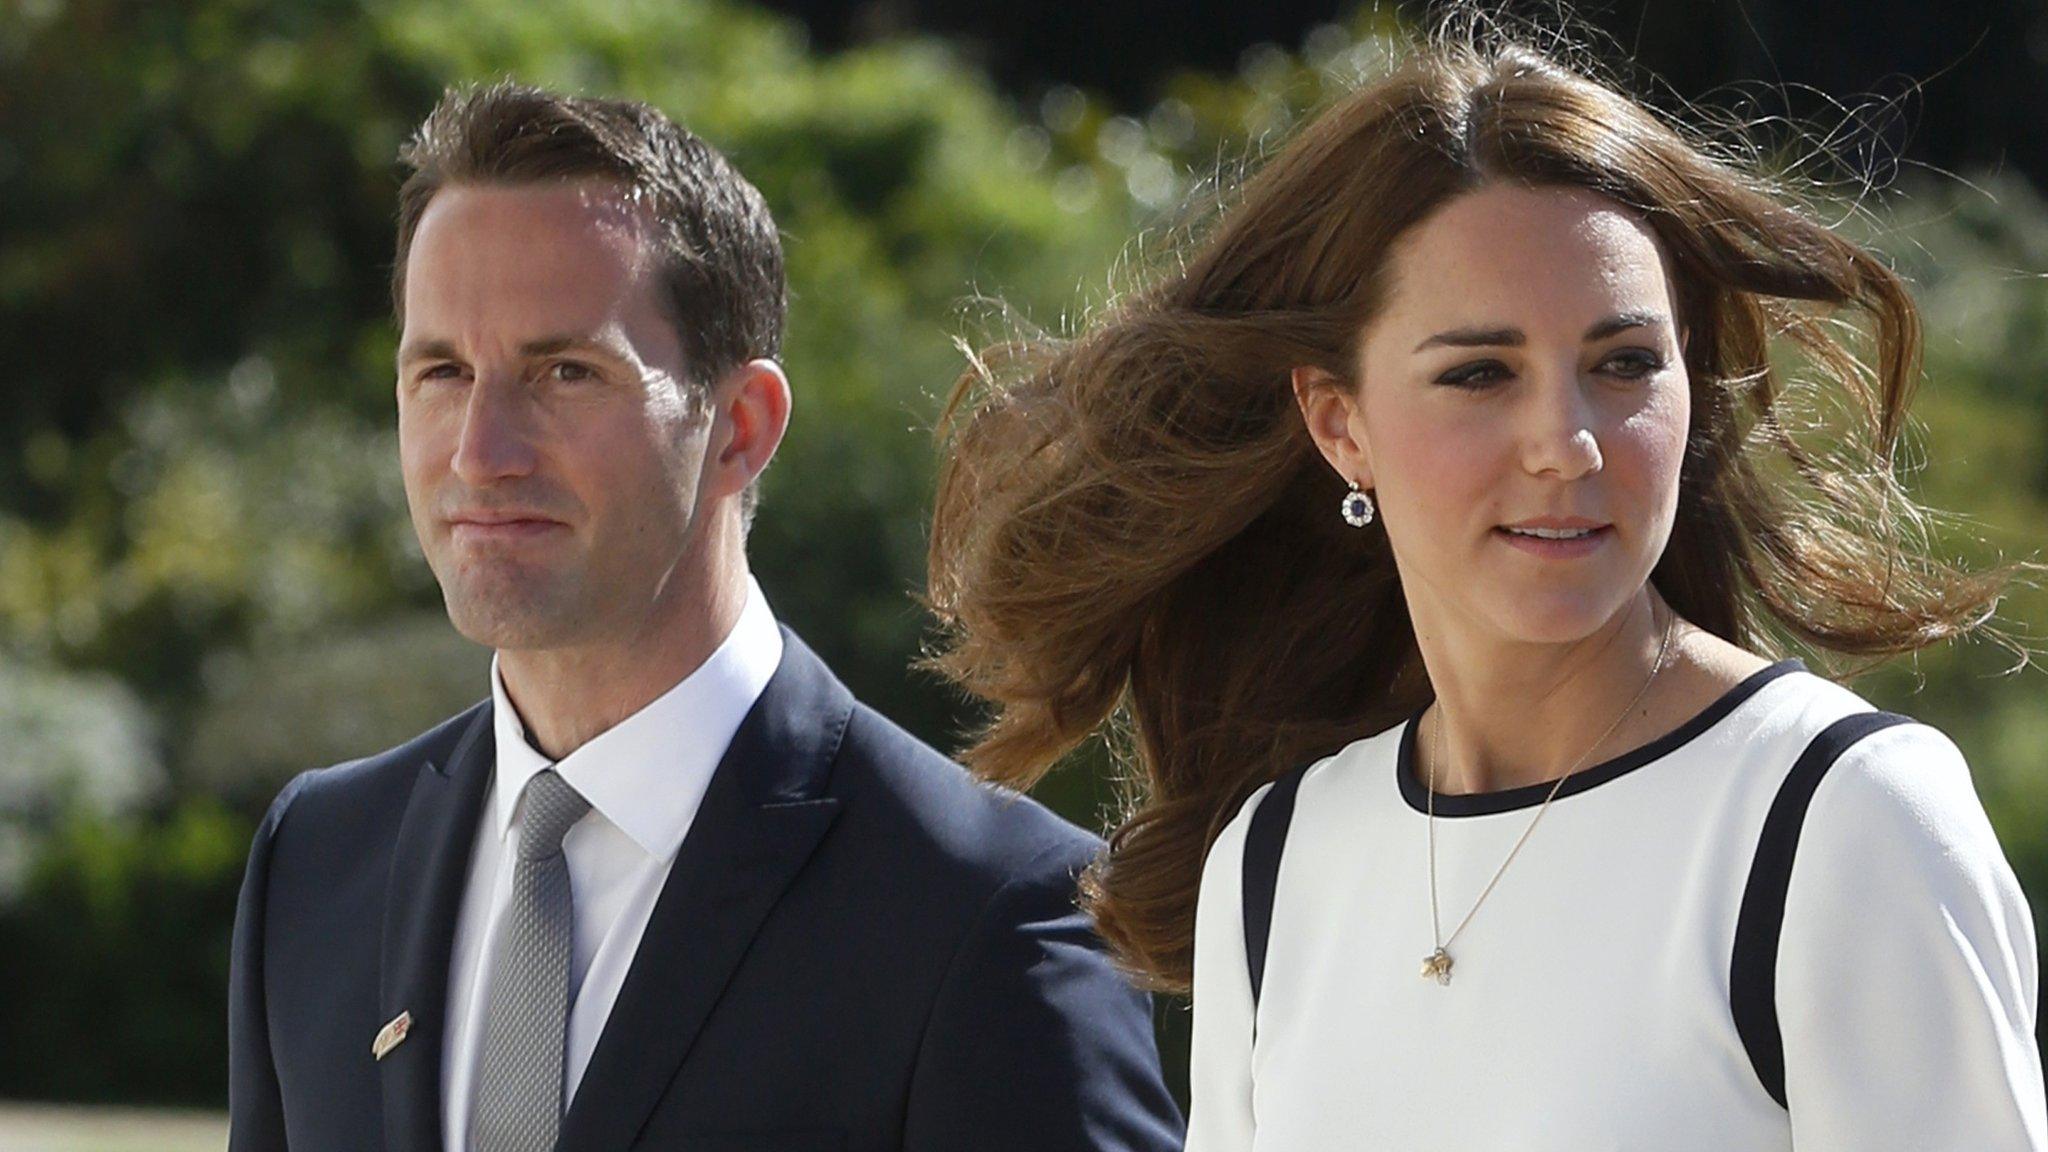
[{"xmin": 227, "ymin": 82, "xmax": 1182, "ymax": 1152}]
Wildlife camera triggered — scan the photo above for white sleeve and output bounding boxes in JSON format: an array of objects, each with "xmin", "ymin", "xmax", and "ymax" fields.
[
  {"xmin": 1777, "ymin": 722, "xmax": 2046, "ymax": 1151},
  {"xmin": 1183, "ymin": 782, "xmax": 1270, "ymax": 1152}
]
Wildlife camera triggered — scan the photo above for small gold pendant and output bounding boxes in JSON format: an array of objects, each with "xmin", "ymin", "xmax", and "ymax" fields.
[{"xmin": 1419, "ymin": 947, "xmax": 1453, "ymax": 985}]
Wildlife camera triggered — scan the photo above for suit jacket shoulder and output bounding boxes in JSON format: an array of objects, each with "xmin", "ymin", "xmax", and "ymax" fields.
[
  {"xmin": 260, "ymin": 700, "xmax": 487, "ymax": 844},
  {"xmin": 834, "ymin": 698, "xmax": 1102, "ymax": 892}
]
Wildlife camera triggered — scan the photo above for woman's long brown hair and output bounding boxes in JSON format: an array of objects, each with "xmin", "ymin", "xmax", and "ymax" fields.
[{"xmin": 925, "ymin": 32, "xmax": 2014, "ymax": 993}]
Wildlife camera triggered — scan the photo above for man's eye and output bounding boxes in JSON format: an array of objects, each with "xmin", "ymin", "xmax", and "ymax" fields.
[
  {"xmin": 550, "ymin": 361, "xmax": 597, "ymax": 383},
  {"xmin": 1435, "ymin": 360, "xmax": 1510, "ymax": 390},
  {"xmin": 419, "ymin": 364, "xmax": 465, "ymax": 383}
]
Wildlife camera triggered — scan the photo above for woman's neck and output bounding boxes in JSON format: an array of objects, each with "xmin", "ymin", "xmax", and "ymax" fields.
[{"xmin": 1415, "ymin": 591, "xmax": 1681, "ymax": 796}]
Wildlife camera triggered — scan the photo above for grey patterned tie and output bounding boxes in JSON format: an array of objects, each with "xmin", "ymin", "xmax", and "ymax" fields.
[{"xmin": 470, "ymin": 769, "xmax": 592, "ymax": 1152}]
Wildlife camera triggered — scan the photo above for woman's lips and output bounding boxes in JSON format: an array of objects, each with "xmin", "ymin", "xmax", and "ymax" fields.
[{"xmin": 1491, "ymin": 524, "xmax": 1613, "ymax": 558}]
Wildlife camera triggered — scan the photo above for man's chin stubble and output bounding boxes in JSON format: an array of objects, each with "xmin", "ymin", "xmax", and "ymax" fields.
[{"xmin": 440, "ymin": 581, "xmax": 603, "ymax": 652}]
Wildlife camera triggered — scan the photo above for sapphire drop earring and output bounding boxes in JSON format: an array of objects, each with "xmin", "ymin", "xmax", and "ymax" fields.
[{"xmin": 1341, "ymin": 480, "xmax": 1376, "ymax": 528}]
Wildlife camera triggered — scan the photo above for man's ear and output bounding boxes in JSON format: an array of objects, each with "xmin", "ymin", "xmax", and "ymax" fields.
[
  {"xmin": 711, "ymin": 358, "xmax": 791, "ymax": 495},
  {"xmin": 1289, "ymin": 365, "xmax": 1374, "ymax": 491}
]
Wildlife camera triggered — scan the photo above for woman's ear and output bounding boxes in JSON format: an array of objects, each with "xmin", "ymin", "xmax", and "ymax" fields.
[{"xmin": 1290, "ymin": 365, "xmax": 1375, "ymax": 491}]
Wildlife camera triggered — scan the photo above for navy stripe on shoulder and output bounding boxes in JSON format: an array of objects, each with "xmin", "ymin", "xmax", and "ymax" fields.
[
  {"xmin": 1731, "ymin": 709, "xmax": 1915, "ymax": 1108},
  {"xmin": 1242, "ymin": 763, "xmax": 1312, "ymax": 1012}
]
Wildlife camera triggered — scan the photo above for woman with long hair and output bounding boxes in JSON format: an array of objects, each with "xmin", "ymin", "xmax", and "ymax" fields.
[{"xmin": 928, "ymin": 25, "xmax": 2045, "ymax": 1151}]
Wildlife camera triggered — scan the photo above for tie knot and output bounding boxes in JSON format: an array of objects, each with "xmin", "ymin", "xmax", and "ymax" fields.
[{"xmin": 515, "ymin": 769, "xmax": 590, "ymax": 860}]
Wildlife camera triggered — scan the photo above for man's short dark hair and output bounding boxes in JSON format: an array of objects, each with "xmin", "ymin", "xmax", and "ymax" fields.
[{"xmin": 392, "ymin": 82, "xmax": 785, "ymax": 528}]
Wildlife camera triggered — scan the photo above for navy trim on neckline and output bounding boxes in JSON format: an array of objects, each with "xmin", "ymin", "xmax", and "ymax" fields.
[{"xmin": 1396, "ymin": 659, "xmax": 1806, "ymax": 817}]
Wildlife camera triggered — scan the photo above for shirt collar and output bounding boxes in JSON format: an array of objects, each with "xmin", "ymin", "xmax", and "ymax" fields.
[{"xmin": 488, "ymin": 574, "xmax": 785, "ymax": 857}]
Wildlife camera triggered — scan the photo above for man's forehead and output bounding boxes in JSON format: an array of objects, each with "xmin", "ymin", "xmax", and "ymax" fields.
[
  {"xmin": 412, "ymin": 179, "xmax": 661, "ymax": 265},
  {"xmin": 404, "ymin": 181, "xmax": 669, "ymax": 319},
  {"xmin": 398, "ymin": 180, "xmax": 692, "ymax": 373}
]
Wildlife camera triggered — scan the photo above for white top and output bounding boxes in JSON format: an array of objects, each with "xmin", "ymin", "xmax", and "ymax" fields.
[
  {"xmin": 440, "ymin": 576, "xmax": 785, "ymax": 1152},
  {"xmin": 1187, "ymin": 662, "xmax": 2046, "ymax": 1151}
]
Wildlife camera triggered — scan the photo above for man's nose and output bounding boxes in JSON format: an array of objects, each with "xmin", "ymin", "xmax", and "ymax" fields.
[
  {"xmin": 1519, "ymin": 369, "xmax": 1604, "ymax": 481},
  {"xmin": 450, "ymin": 373, "xmax": 540, "ymax": 485}
]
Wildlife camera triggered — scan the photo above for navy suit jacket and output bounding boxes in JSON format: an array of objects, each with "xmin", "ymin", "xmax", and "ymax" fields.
[{"xmin": 227, "ymin": 628, "xmax": 1183, "ymax": 1151}]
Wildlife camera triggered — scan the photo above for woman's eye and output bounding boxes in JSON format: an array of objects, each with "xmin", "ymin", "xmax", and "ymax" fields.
[
  {"xmin": 1435, "ymin": 360, "xmax": 1510, "ymax": 389},
  {"xmin": 1601, "ymin": 349, "xmax": 1665, "ymax": 379}
]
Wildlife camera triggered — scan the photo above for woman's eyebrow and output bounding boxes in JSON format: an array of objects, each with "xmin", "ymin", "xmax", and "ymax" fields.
[
  {"xmin": 1413, "ymin": 326, "xmax": 1523, "ymax": 353},
  {"xmin": 1412, "ymin": 311, "xmax": 1669, "ymax": 354},
  {"xmin": 1583, "ymin": 311, "xmax": 1667, "ymax": 341}
]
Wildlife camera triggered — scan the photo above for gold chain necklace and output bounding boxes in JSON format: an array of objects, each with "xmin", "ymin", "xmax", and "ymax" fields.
[{"xmin": 1420, "ymin": 603, "xmax": 1676, "ymax": 986}]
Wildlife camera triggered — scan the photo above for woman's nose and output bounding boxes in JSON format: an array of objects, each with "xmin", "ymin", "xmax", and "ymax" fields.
[{"xmin": 1518, "ymin": 374, "xmax": 1604, "ymax": 481}]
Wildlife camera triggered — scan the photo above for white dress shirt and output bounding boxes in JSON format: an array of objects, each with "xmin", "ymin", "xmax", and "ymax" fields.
[{"xmin": 440, "ymin": 576, "xmax": 784, "ymax": 1152}]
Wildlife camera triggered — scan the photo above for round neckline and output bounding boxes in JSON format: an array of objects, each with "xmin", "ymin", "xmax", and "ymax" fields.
[{"xmin": 1395, "ymin": 658, "xmax": 1805, "ymax": 817}]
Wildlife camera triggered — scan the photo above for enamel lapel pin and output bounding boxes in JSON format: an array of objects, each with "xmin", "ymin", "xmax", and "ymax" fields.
[{"xmin": 372, "ymin": 1011, "xmax": 413, "ymax": 1061}]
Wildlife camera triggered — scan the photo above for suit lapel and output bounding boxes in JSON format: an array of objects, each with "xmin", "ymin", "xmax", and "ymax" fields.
[
  {"xmin": 559, "ymin": 632, "xmax": 850, "ymax": 1152},
  {"xmin": 380, "ymin": 703, "xmax": 495, "ymax": 1152}
]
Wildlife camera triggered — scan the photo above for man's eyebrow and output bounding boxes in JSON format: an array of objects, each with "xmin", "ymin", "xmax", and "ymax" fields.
[
  {"xmin": 1410, "ymin": 312, "xmax": 1671, "ymax": 354},
  {"xmin": 396, "ymin": 338, "xmax": 459, "ymax": 365},
  {"xmin": 395, "ymin": 334, "xmax": 633, "ymax": 364},
  {"xmin": 519, "ymin": 334, "xmax": 629, "ymax": 359}
]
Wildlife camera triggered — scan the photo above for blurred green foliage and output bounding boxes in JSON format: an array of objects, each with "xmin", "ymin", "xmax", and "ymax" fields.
[
  {"xmin": 0, "ymin": 0, "xmax": 2041, "ymax": 1110},
  {"xmin": 0, "ymin": 801, "xmax": 243, "ymax": 1101}
]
